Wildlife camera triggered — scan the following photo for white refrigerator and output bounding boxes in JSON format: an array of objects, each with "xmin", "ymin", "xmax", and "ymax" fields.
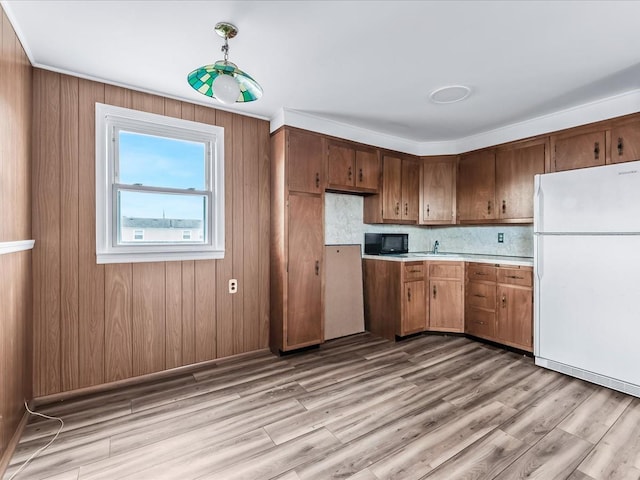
[{"xmin": 534, "ymin": 160, "xmax": 640, "ymax": 397}]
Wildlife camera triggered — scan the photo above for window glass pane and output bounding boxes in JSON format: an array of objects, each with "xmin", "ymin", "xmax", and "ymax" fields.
[
  {"xmin": 118, "ymin": 131, "xmax": 206, "ymax": 190},
  {"xmin": 118, "ymin": 190, "xmax": 207, "ymax": 245}
]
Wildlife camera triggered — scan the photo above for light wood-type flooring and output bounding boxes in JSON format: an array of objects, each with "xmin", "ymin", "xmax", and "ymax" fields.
[{"xmin": 4, "ymin": 333, "xmax": 640, "ymax": 480}]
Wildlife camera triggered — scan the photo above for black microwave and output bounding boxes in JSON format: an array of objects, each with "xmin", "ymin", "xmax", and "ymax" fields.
[{"xmin": 364, "ymin": 233, "xmax": 408, "ymax": 255}]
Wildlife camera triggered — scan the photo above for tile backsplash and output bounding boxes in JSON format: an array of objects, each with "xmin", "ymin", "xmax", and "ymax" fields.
[{"xmin": 325, "ymin": 192, "xmax": 533, "ymax": 257}]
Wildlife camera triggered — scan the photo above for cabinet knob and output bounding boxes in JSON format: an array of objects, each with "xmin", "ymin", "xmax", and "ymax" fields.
[
  {"xmin": 502, "ymin": 200, "xmax": 506, "ymax": 214},
  {"xmin": 407, "ymin": 288, "xmax": 412, "ymax": 302},
  {"xmin": 487, "ymin": 201, "xmax": 492, "ymax": 214},
  {"xmin": 359, "ymin": 168, "xmax": 363, "ymax": 183},
  {"xmin": 594, "ymin": 142, "xmax": 600, "ymax": 160},
  {"xmin": 405, "ymin": 203, "xmax": 408, "ymax": 216},
  {"xmin": 315, "ymin": 172, "xmax": 320, "ymax": 188},
  {"xmin": 348, "ymin": 166, "xmax": 352, "ymax": 181},
  {"xmin": 426, "ymin": 204, "xmax": 430, "ymax": 217},
  {"xmin": 618, "ymin": 137, "xmax": 624, "ymax": 156},
  {"xmin": 315, "ymin": 260, "xmax": 320, "ymax": 276},
  {"xmin": 501, "ymin": 295, "xmax": 507, "ymax": 308},
  {"xmin": 433, "ymin": 285, "xmax": 437, "ymax": 298},
  {"xmin": 395, "ymin": 202, "xmax": 400, "ymax": 215}
]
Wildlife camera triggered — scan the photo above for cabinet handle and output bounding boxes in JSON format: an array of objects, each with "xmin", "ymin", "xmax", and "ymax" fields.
[
  {"xmin": 395, "ymin": 202, "xmax": 400, "ymax": 215},
  {"xmin": 409, "ymin": 269, "xmax": 421, "ymax": 273},
  {"xmin": 474, "ymin": 272, "xmax": 488, "ymax": 276},
  {"xmin": 487, "ymin": 201, "xmax": 492, "ymax": 214},
  {"xmin": 473, "ymin": 294, "xmax": 486, "ymax": 298},
  {"xmin": 502, "ymin": 200, "xmax": 506, "ymax": 214},
  {"xmin": 359, "ymin": 168, "xmax": 363, "ymax": 183},
  {"xmin": 315, "ymin": 260, "xmax": 319, "ymax": 276},
  {"xmin": 405, "ymin": 203, "xmax": 408, "ymax": 216},
  {"xmin": 594, "ymin": 142, "xmax": 600, "ymax": 160},
  {"xmin": 506, "ymin": 275, "xmax": 524, "ymax": 279},
  {"xmin": 407, "ymin": 288, "xmax": 412, "ymax": 302},
  {"xmin": 426, "ymin": 204, "xmax": 430, "ymax": 217},
  {"xmin": 433, "ymin": 285, "xmax": 437, "ymax": 298},
  {"xmin": 501, "ymin": 295, "xmax": 507, "ymax": 308},
  {"xmin": 348, "ymin": 166, "xmax": 352, "ymax": 181},
  {"xmin": 315, "ymin": 172, "xmax": 320, "ymax": 188},
  {"xmin": 618, "ymin": 137, "xmax": 624, "ymax": 156},
  {"xmin": 477, "ymin": 321, "xmax": 485, "ymax": 325}
]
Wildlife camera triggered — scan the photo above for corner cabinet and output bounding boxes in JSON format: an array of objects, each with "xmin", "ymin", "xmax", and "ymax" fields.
[
  {"xmin": 270, "ymin": 128, "xmax": 325, "ymax": 353},
  {"xmin": 419, "ymin": 156, "xmax": 457, "ymax": 225},
  {"xmin": 364, "ymin": 154, "xmax": 419, "ymax": 224}
]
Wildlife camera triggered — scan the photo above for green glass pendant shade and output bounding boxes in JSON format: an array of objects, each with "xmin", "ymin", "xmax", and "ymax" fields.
[{"xmin": 188, "ymin": 60, "xmax": 262, "ymax": 103}]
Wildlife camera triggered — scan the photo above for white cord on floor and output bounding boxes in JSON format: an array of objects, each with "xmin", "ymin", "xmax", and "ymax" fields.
[{"xmin": 7, "ymin": 401, "xmax": 64, "ymax": 480}]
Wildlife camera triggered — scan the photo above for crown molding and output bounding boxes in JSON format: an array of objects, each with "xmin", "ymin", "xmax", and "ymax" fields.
[
  {"xmin": 271, "ymin": 89, "xmax": 640, "ymax": 157},
  {"xmin": 0, "ymin": 240, "xmax": 35, "ymax": 256}
]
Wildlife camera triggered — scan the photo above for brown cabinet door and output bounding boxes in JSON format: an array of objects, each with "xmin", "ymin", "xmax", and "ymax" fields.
[
  {"xmin": 287, "ymin": 130, "xmax": 324, "ymax": 194},
  {"xmin": 611, "ymin": 121, "xmax": 640, "ymax": 164},
  {"xmin": 402, "ymin": 280, "xmax": 426, "ymax": 335},
  {"xmin": 429, "ymin": 279, "xmax": 463, "ymax": 331},
  {"xmin": 287, "ymin": 194, "xmax": 323, "ymax": 348},
  {"xmin": 382, "ymin": 155, "xmax": 402, "ymax": 221},
  {"xmin": 496, "ymin": 285, "xmax": 533, "ymax": 351},
  {"xmin": 496, "ymin": 143, "xmax": 545, "ymax": 220},
  {"xmin": 552, "ymin": 130, "xmax": 606, "ymax": 172},
  {"xmin": 355, "ymin": 149, "xmax": 380, "ymax": 191},
  {"xmin": 465, "ymin": 307, "xmax": 496, "ymax": 338},
  {"xmin": 327, "ymin": 142, "xmax": 355, "ymax": 188},
  {"xmin": 457, "ymin": 150, "xmax": 496, "ymax": 222},
  {"xmin": 421, "ymin": 159, "xmax": 455, "ymax": 224},
  {"xmin": 402, "ymin": 159, "xmax": 420, "ymax": 221}
]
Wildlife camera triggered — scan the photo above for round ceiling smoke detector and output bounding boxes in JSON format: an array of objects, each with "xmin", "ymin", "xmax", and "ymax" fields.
[{"xmin": 429, "ymin": 85, "xmax": 471, "ymax": 104}]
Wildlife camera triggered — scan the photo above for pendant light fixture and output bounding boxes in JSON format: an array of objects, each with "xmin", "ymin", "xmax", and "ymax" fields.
[{"xmin": 187, "ymin": 22, "xmax": 262, "ymax": 104}]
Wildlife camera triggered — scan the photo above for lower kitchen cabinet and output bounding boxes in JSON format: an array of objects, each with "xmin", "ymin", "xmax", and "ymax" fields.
[
  {"xmin": 362, "ymin": 260, "xmax": 427, "ymax": 340},
  {"xmin": 464, "ymin": 262, "xmax": 533, "ymax": 352},
  {"xmin": 428, "ymin": 262, "xmax": 464, "ymax": 332},
  {"xmin": 496, "ymin": 268, "xmax": 533, "ymax": 351}
]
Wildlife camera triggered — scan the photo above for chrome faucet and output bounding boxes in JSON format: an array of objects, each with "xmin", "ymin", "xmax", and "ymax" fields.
[{"xmin": 433, "ymin": 240, "xmax": 440, "ymax": 254}]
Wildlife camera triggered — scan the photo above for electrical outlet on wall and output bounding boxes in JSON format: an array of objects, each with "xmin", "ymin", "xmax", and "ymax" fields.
[
  {"xmin": 228, "ymin": 279, "xmax": 238, "ymax": 294},
  {"xmin": 498, "ymin": 232, "xmax": 504, "ymax": 243}
]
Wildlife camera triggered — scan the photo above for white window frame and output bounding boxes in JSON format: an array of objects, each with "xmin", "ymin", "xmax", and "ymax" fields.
[{"xmin": 95, "ymin": 103, "xmax": 224, "ymax": 264}]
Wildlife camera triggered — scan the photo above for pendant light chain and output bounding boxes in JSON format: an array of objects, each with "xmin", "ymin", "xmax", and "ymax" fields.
[{"xmin": 221, "ymin": 35, "xmax": 230, "ymax": 64}]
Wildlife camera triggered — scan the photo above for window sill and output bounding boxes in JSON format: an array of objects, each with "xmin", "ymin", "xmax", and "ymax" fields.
[{"xmin": 97, "ymin": 249, "xmax": 224, "ymax": 264}]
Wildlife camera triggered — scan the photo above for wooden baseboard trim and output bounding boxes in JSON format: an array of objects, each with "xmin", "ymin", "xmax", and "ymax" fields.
[
  {"xmin": 33, "ymin": 348, "xmax": 272, "ymax": 407},
  {"xmin": 0, "ymin": 407, "xmax": 30, "ymax": 477}
]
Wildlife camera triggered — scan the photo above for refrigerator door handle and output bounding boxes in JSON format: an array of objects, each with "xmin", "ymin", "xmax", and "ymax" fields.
[{"xmin": 533, "ymin": 175, "xmax": 543, "ymax": 233}]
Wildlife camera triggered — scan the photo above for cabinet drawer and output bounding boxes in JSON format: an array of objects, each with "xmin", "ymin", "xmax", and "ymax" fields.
[
  {"xmin": 466, "ymin": 308, "xmax": 495, "ymax": 338},
  {"xmin": 466, "ymin": 282, "xmax": 496, "ymax": 310},
  {"xmin": 497, "ymin": 268, "xmax": 532, "ymax": 287},
  {"xmin": 429, "ymin": 262, "xmax": 462, "ymax": 279},
  {"xmin": 467, "ymin": 263, "xmax": 497, "ymax": 282},
  {"xmin": 403, "ymin": 262, "xmax": 425, "ymax": 281}
]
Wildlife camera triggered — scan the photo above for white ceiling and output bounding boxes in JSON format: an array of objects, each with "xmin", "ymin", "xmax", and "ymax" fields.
[{"xmin": 5, "ymin": 0, "xmax": 640, "ymax": 151}]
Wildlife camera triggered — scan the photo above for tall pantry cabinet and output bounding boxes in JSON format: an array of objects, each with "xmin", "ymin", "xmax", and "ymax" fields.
[{"xmin": 270, "ymin": 127, "xmax": 325, "ymax": 353}]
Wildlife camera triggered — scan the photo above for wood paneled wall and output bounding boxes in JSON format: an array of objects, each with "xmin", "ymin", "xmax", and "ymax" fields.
[
  {"xmin": 0, "ymin": 7, "xmax": 33, "ymax": 463},
  {"xmin": 31, "ymin": 69, "xmax": 270, "ymax": 397}
]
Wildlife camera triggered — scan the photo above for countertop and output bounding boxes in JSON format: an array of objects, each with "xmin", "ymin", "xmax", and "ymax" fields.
[{"xmin": 362, "ymin": 252, "xmax": 533, "ymax": 267}]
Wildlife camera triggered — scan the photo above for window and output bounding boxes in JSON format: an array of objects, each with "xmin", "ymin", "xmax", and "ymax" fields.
[{"xmin": 95, "ymin": 103, "xmax": 224, "ymax": 264}]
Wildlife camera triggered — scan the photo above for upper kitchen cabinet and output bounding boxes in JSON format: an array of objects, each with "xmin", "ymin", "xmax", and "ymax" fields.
[
  {"xmin": 457, "ymin": 150, "xmax": 496, "ymax": 223},
  {"xmin": 495, "ymin": 140, "xmax": 546, "ymax": 222},
  {"xmin": 326, "ymin": 139, "xmax": 380, "ymax": 193},
  {"xmin": 550, "ymin": 126, "xmax": 606, "ymax": 172},
  {"xmin": 610, "ymin": 117, "xmax": 640, "ymax": 164},
  {"xmin": 419, "ymin": 156, "xmax": 457, "ymax": 225},
  {"xmin": 364, "ymin": 154, "xmax": 419, "ymax": 223},
  {"xmin": 286, "ymin": 128, "xmax": 324, "ymax": 194}
]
